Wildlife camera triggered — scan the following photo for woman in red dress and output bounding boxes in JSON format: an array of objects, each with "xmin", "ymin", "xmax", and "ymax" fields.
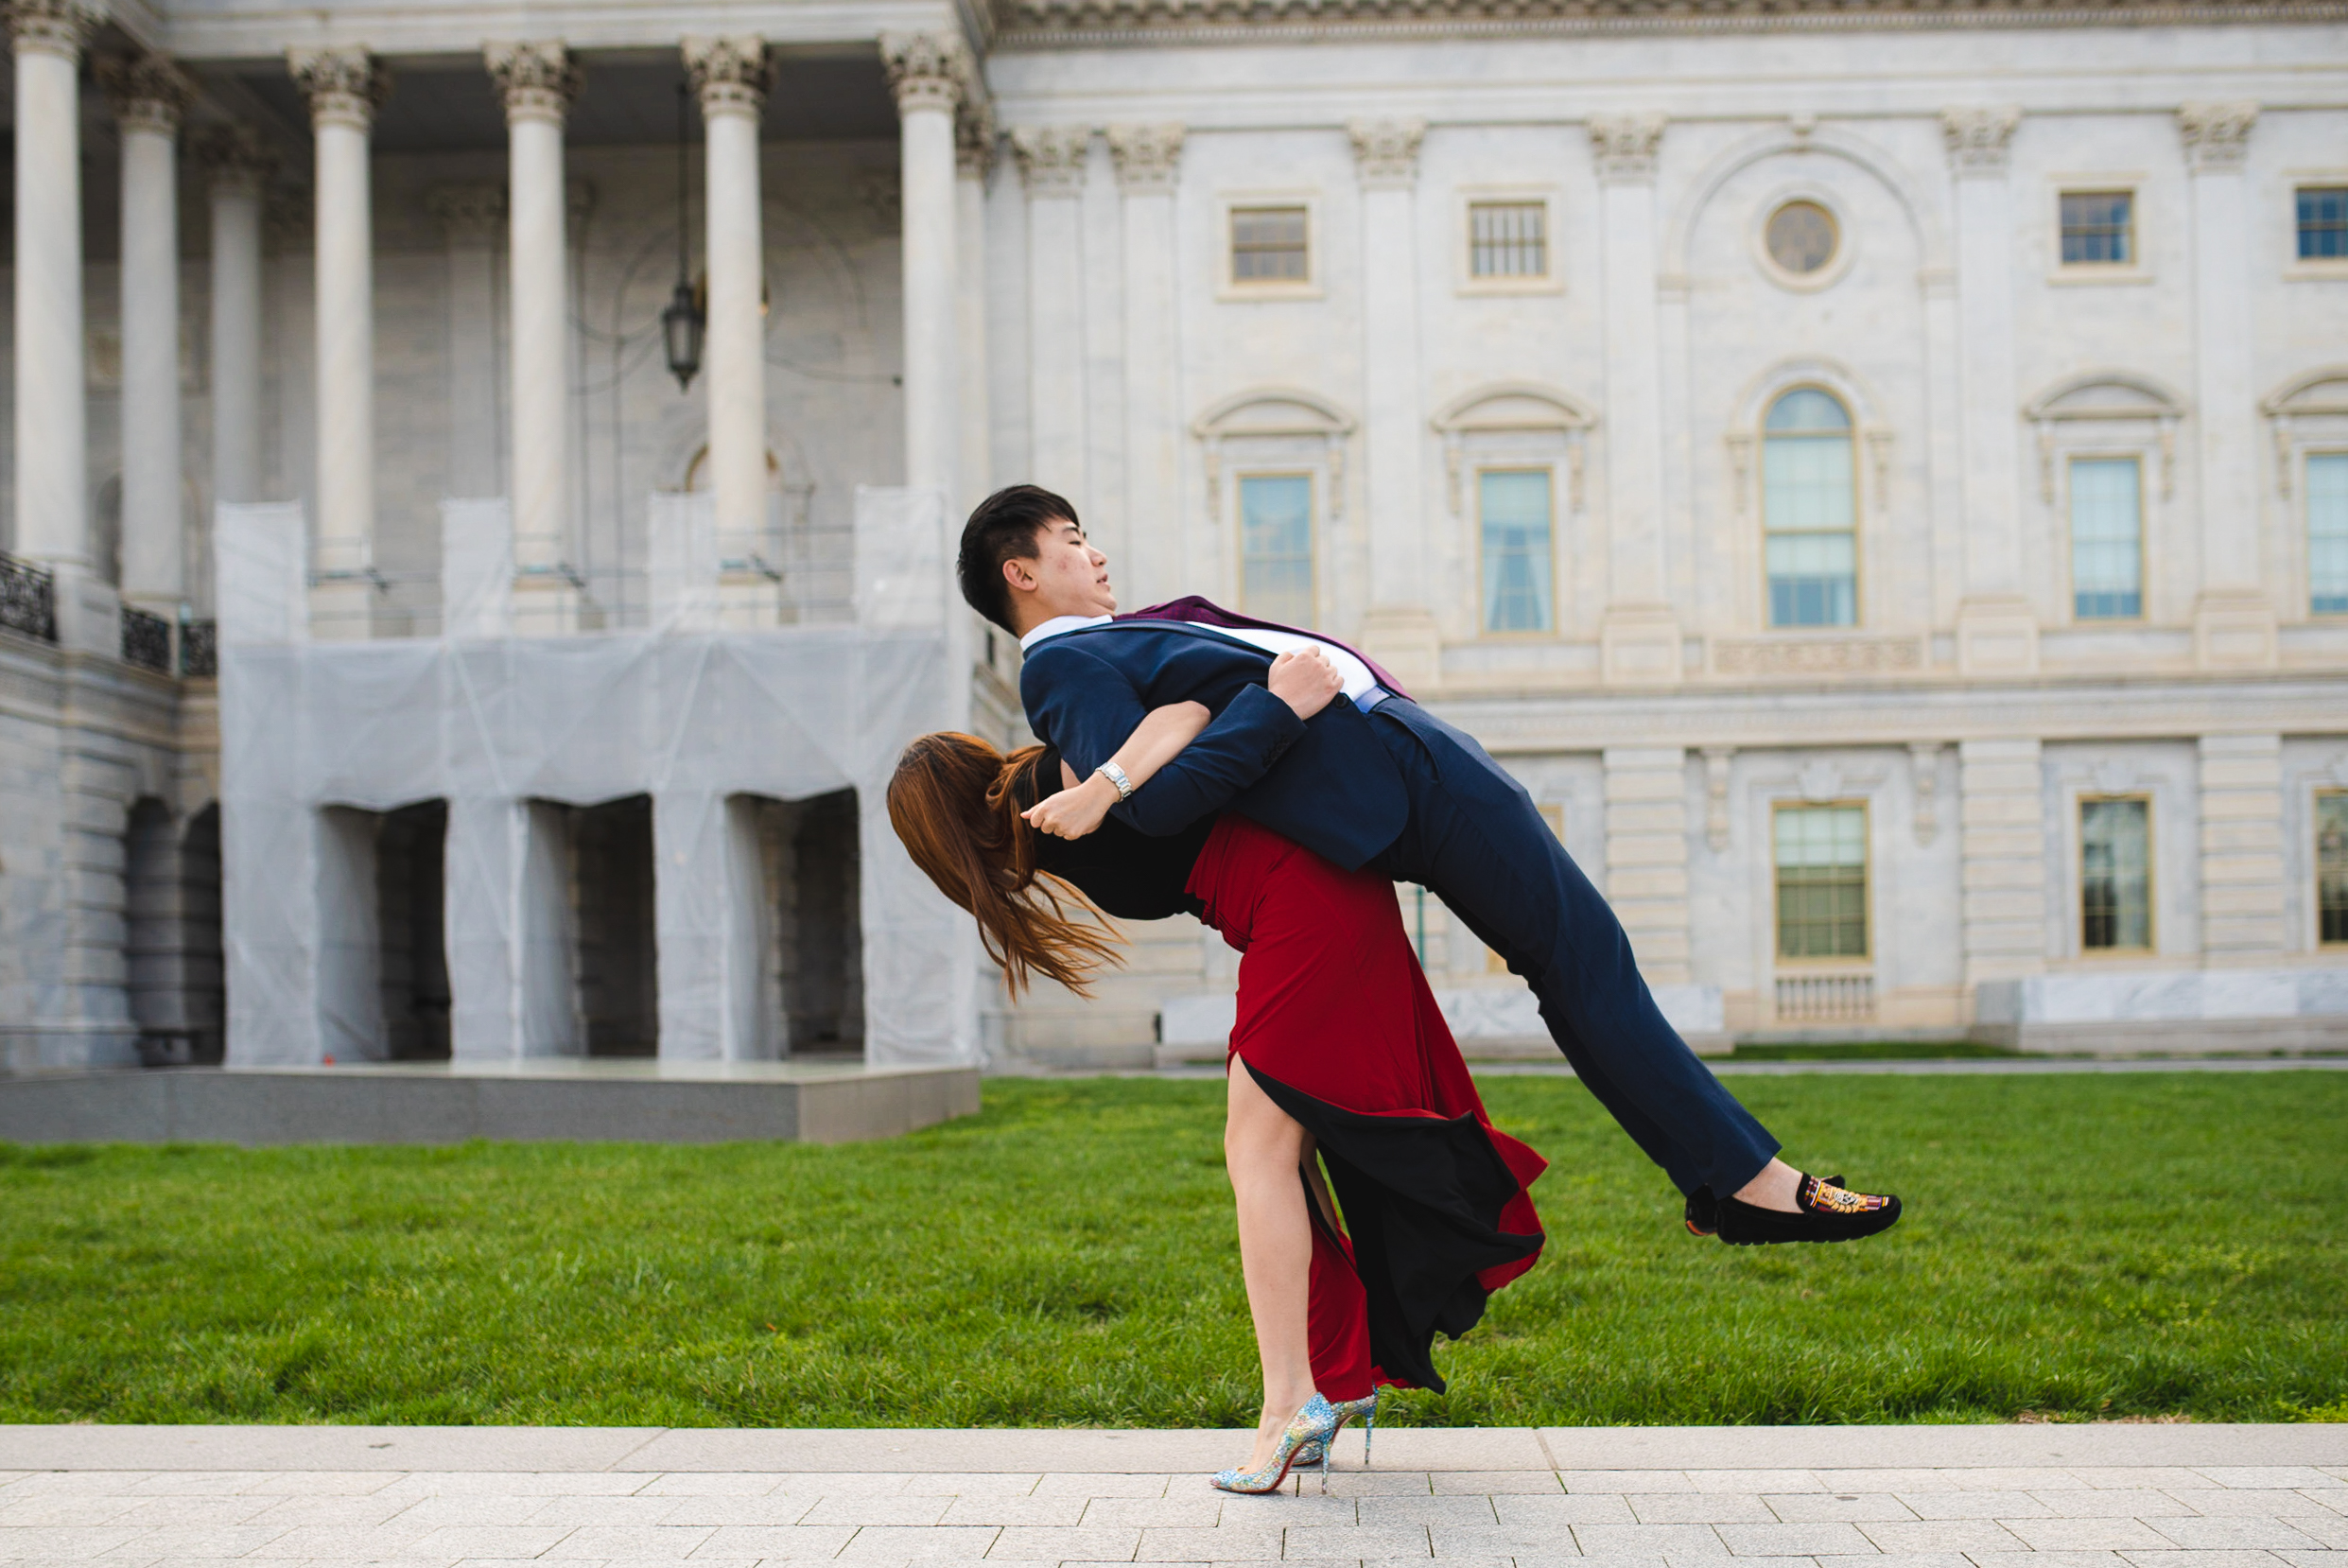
[{"xmin": 890, "ymin": 705, "xmax": 1546, "ymax": 1493}]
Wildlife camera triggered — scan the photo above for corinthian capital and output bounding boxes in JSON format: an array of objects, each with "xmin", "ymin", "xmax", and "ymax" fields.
[
  {"xmin": 98, "ymin": 52, "xmax": 197, "ymax": 137},
  {"xmin": 1010, "ymin": 125, "xmax": 1091, "ymax": 197},
  {"xmin": 1941, "ymin": 105, "xmax": 2021, "ymax": 173},
  {"xmin": 1590, "ymin": 113, "xmax": 1665, "ymax": 183},
  {"xmin": 288, "ymin": 45, "xmax": 391, "ymax": 131},
  {"xmin": 1107, "ymin": 123, "xmax": 1184, "ymax": 194},
  {"xmin": 959, "ymin": 99, "xmax": 1000, "ymax": 180},
  {"xmin": 2178, "ymin": 100, "xmax": 2258, "ymax": 170},
  {"xmin": 485, "ymin": 41, "xmax": 583, "ymax": 125},
  {"xmin": 195, "ymin": 123, "xmax": 277, "ymax": 197},
  {"xmin": 683, "ymin": 35, "xmax": 772, "ymax": 116},
  {"xmin": 879, "ymin": 29, "xmax": 972, "ymax": 116},
  {"xmin": 5, "ymin": 0, "xmax": 95, "ymax": 59},
  {"xmin": 1348, "ymin": 118, "xmax": 1425, "ymax": 190}
]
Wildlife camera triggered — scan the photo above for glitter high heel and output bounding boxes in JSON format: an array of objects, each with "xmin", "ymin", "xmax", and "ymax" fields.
[
  {"xmin": 1211, "ymin": 1393, "xmax": 1337, "ymax": 1495},
  {"xmin": 1328, "ymin": 1390, "xmax": 1378, "ymax": 1467}
]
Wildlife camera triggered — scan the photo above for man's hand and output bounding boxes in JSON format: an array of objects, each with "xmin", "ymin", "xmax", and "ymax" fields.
[
  {"xmin": 1267, "ymin": 648, "xmax": 1345, "ymax": 720},
  {"xmin": 1023, "ymin": 775, "xmax": 1118, "ymax": 840}
]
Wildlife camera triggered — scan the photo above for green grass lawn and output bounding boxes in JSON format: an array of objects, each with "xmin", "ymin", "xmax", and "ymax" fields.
[{"xmin": 2, "ymin": 1071, "xmax": 2342, "ymax": 1428}]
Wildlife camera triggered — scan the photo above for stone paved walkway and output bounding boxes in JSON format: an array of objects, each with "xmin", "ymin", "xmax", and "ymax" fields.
[{"xmin": 0, "ymin": 1424, "xmax": 2339, "ymax": 1568}]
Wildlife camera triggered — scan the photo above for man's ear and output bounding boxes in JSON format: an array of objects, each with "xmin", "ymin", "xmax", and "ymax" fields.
[{"xmin": 1000, "ymin": 555, "xmax": 1040, "ymax": 595}]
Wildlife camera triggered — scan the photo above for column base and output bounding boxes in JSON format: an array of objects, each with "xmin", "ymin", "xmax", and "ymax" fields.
[
  {"xmin": 1354, "ymin": 605, "xmax": 1442, "ymax": 694},
  {"xmin": 307, "ymin": 580, "xmax": 375, "ymax": 641},
  {"xmin": 1954, "ymin": 596, "xmax": 2040, "ymax": 677},
  {"xmin": 509, "ymin": 576, "xmax": 586, "ymax": 636},
  {"xmin": 2193, "ymin": 587, "xmax": 2280, "ymax": 671},
  {"xmin": 1600, "ymin": 603, "xmax": 1684, "ymax": 687}
]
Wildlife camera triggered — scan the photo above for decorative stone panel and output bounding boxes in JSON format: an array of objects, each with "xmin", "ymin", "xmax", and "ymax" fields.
[{"xmin": 1708, "ymin": 635, "xmax": 1927, "ymax": 679}]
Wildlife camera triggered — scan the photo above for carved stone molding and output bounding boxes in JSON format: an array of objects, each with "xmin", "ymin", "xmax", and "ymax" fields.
[
  {"xmin": 959, "ymin": 100, "xmax": 1000, "ymax": 180},
  {"xmin": 1710, "ymin": 635, "xmax": 1927, "ymax": 680},
  {"xmin": 994, "ymin": 0, "xmax": 2346, "ymax": 45},
  {"xmin": 1908, "ymin": 741, "xmax": 1943, "ymax": 845},
  {"xmin": 1941, "ymin": 105, "xmax": 2020, "ymax": 174},
  {"xmin": 427, "ymin": 183, "xmax": 507, "ymax": 247},
  {"xmin": 1348, "ymin": 117, "xmax": 1426, "ymax": 189},
  {"xmin": 1010, "ymin": 125, "xmax": 1092, "ymax": 197},
  {"xmin": 288, "ymin": 45, "xmax": 391, "ymax": 131},
  {"xmin": 194, "ymin": 124, "xmax": 277, "ymax": 198},
  {"xmin": 484, "ymin": 41, "xmax": 582, "ymax": 125},
  {"xmin": 5, "ymin": 0, "xmax": 95, "ymax": 59},
  {"xmin": 1107, "ymin": 122, "xmax": 1186, "ymax": 194},
  {"xmin": 98, "ymin": 53, "xmax": 197, "ymax": 137},
  {"xmin": 2178, "ymin": 100, "xmax": 2258, "ymax": 170},
  {"xmin": 1589, "ymin": 114, "xmax": 1665, "ymax": 183},
  {"xmin": 879, "ymin": 29, "xmax": 972, "ymax": 115},
  {"xmin": 683, "ymin": 36, "xmax": 773, "ymax": 115}
]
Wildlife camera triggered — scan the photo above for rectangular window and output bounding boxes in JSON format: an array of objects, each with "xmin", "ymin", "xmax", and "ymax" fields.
[
  {"xmin": 1230, "ymin": 205, "xmax": 1309, "ymax": 284},
  {"xmin": 1478, "ymin": 469, "xmax": 1554, "ymax": 633},
  {"xmin": 2061, "ymin": 190, "xmax": 2134, "ymax": 266},
  {"xmin": 2300, "ymin": 185, "xmax": 2348, "ymax": 261},
  {"xmin": 2080, "ymin": 796, "xmax": 2153, "ymax": 951},
  {"xmin": 2320, "ymin": 793, "xmax": 2348, "ymax": 946},
  {"xmin": 2070, "ymin": 456, "xmax": 2144, "ymax": 619},
  {"xmin": 2310, "ymin": 452, "xmax": 2348, "ymax": 615},
  {"xmin": 1774, "ymin": 805, "xmax": 1869, "ymax": 961},
  {"xmin": 1469, "ymin": 200, "xmax": 1548, "ymax": 278},
  {"xmin": 1238, "ymin": 474, "xmax": 1314, "ymax": 625},
  {"xmin": 1763, "ymin": 438, "xmax": 1857, "ymax": 627}
]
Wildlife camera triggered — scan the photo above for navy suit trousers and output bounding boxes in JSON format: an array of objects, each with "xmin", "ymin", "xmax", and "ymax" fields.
[{"xmin": 1365, "ymin": 699, "xmax": 1780, "ymax": 1197}]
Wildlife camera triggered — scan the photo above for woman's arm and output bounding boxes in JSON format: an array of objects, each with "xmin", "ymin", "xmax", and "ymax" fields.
[{"xmin": 1024, "ymin": 700, "xmax": 1212, "ymax": 839}]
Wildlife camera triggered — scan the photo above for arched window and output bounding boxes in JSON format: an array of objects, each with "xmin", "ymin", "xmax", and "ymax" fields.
[{"xmin": 1763, "ymin": 388, "xmax": 1857, "ymax": 627}]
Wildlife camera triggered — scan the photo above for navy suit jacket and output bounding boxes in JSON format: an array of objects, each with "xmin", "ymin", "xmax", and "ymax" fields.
[{"xmin": 1017, "ymin": 621, "xmax": 1411, "ymax": 872}]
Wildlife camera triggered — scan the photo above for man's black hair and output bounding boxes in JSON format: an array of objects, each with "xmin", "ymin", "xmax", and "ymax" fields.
[{"xmin": 958, "ymin": 484, "xmax": 1081, "ymax": 633}]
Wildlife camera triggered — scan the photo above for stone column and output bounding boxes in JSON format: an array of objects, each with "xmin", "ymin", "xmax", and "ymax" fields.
[
  {"xmin": 881, "ymin": 31, "xmax": 968, "ymax": 500},
  {"xmin": 2179, "ymin": 103, "xmax": 2277, "ymax": 670},
  {"xmin": 1349, "ymin": 119, "xmax": 1437, "ymax": 678},
  {"xmin": 1110, "ymin": 123, "xmax": 1184, "ymax": 608},
  {"xmin": 684, "ymin": 36, "xmax": 772, "ymax": 555},
  {"xmin": 1011, "ymin": 127, "xmax": 1089, "ymax": 499},
  {"xmin": 1942, "ymin": 108, "xmax": 2038, "ymax": 676},
  {"xmin": 486, "ymin": 42, "xmax": 583, "ymax": 633},
  {"xmin": 1958, "ymin": 737, "xmax": 2046, "ymax": 986},
  {"xmin": 425, "ymin": 185, "xmax": 505, "ymax": 500},
  {"xmin": 9, "ymin": 1, "xmax": 96, "ymax": 623},
  {"xmin": 2198, "ymin": 733, "xmax": 2286, "ymax": 960},
  {"xmin": 955, "ymin": 112, "xmax": 995, "ymax": 513},
  {"xmin": 1603, "ymin": 746, "xmax": 1692, "ymax": 984},
  {"xmin": 197, "ymin": 127, "xmax": 272, "ymax": 509},
  {"xmin": 288, "ymin": 45, "xmax": 390, "ymax": 641},
  {"xmin": 483, "ymin": 43, "xmax": 583, "ymax": 633},
  {"xmin": 1591, "ymin": 115, "xmax": 1679, "ymax": 685},
  {"xmin": 101, "ymin": 54, "xmax": 196, "ymax": 618}
]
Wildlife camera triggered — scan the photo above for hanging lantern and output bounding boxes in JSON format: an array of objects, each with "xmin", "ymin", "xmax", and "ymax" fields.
[{"xmin": 662, "ymin": 279, "xmax": 704, "ymax": 391}]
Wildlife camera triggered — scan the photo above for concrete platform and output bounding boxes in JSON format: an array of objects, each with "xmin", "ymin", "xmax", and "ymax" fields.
[
  {"xmin": 0, "ymin": 1422, "xmax": 2340, "ymax": 1568},
  {"xmin": 0, "ymin": 1059, "xmax": 981, "ymax": 1145}
]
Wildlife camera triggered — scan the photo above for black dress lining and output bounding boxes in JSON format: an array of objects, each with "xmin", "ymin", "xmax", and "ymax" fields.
[{"xmin": 1020, "ymin": 747, "xmax": 1214, "ymax": 922}]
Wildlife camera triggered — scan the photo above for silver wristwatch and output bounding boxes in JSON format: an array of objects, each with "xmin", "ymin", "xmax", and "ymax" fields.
[{"xmin": 1094, "ymin": 760, "xmax": 1135, "ymax": 800}]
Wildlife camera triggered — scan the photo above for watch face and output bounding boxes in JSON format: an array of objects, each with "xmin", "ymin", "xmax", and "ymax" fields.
[{"xmin": 1766, "ymin": 200, "xmax": 1839, "ymax": 275}]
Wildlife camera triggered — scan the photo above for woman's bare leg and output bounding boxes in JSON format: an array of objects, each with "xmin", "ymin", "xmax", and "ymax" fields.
[{"xmin": 1226, "ymin": 1061, "xmax": 1318, "ymax": 1472}]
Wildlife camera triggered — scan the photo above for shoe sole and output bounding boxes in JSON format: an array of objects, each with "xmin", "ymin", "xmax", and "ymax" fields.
[{"xmin": 1716, "ymin": 1202, "xmax": 1902, "ymax": 1246}]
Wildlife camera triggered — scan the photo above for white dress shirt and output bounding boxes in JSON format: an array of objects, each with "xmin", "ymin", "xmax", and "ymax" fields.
[{"xmin": 1020, "ymin": 614, "xmax": 1387, "ymax": 708}]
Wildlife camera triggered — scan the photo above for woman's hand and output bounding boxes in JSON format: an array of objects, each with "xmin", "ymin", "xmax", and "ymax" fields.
[{"xmin": 1023, "ymin": 774, "xmax": 1119, "ymax": 839}]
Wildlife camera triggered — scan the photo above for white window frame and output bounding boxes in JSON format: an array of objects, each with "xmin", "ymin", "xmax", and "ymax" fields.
[
  {"xmin": 2048, "ymin": 179, "xmax": 2151, "ymax": 285},
  {"xmin": 2285, "ymin": 169, "xmax": 2348, "ymax": 283},
  {"xmin": 2062, "ymin": 450, "xmax": 2150, "ymax": 625},
  {"xmin": 1455, "ymin": 185, "xmax": 1562, "ymax": 297},
  {"xmin": 1219, "ymin": 193, "xmax": 1323, "ymax": 301},
  {"xmin": 1232, "ymin": 469, "xmax": 1321, "ymax": 627}
]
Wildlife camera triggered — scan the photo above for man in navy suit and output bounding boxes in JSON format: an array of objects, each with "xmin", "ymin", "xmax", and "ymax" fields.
[{"xmin": 963, "ymin": 484, "xmax": 1899, "ymax": 1245}]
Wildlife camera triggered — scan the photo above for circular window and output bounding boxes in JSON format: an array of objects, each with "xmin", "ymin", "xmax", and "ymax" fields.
[{"xmin": 1765, "ymin": 200, "xmax": 1839, "ymax": 276}]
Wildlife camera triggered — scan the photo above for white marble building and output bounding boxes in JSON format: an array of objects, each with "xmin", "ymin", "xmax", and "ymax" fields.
[{"xmin": 2, "ymin": 0, "xmax": 2345, "ymax": 1071}]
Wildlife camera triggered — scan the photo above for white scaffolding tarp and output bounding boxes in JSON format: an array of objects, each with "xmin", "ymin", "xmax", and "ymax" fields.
[{"xmin": 216, "ymin": 489, "xmax": 981, "ymax": 1071}]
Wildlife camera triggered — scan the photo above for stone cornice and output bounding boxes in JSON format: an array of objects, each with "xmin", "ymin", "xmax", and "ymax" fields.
[
  {"xmin": 987, "ymin": 0, "xmax": 2348, "ymax": 46},
  {"xmin": 97, "ymin": 51, "xmax": 197, "ymax": 137},
  {"xmin": 484, "ymin": 40, "xmax": 583, "ymax": 126},
  {"xmin": 683, "ymin": 35, "xmax": 773, "ymax": 116},
  {"xmin": 287, "ymin": 44, "xmax": 391, "ymax": 131}
]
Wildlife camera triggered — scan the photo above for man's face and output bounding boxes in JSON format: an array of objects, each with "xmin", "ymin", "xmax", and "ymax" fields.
[{"xmin": 1004, "ymin": 517, "xmax": 1116, "ymax": 627}]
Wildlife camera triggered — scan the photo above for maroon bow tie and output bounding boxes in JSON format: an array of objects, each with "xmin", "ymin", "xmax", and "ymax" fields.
[{"xmin": 1113, "ymin": 596, "xmax": 1412, "ymax": 701}]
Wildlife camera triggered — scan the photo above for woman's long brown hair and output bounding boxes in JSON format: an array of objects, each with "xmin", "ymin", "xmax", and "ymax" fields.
[{"xmin": 887, "ymin": 732, "xmax": 1126, "ymax": 996}]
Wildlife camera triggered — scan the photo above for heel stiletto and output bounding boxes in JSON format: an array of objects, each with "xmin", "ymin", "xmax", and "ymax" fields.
[
  {"xmin": 1327, "ymin": 1391, "xmax": 1378, "ymax": 1468},
  {"xmin": 1211, "ymin": 1393, "xmax": 1338, "ymax": 1495}
]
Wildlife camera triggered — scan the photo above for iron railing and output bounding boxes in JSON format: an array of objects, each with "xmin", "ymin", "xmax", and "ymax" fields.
[
  {"xmin": 121, "ymin": 603, "xmax": 173, "ymax": 673},
  {"xmin": 0, "ymin": 551, "xmax": 58, "ymax": 643},
  {"xmin": 180, "ymin": 618, "xmax": 217, "ymax": 677}
]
